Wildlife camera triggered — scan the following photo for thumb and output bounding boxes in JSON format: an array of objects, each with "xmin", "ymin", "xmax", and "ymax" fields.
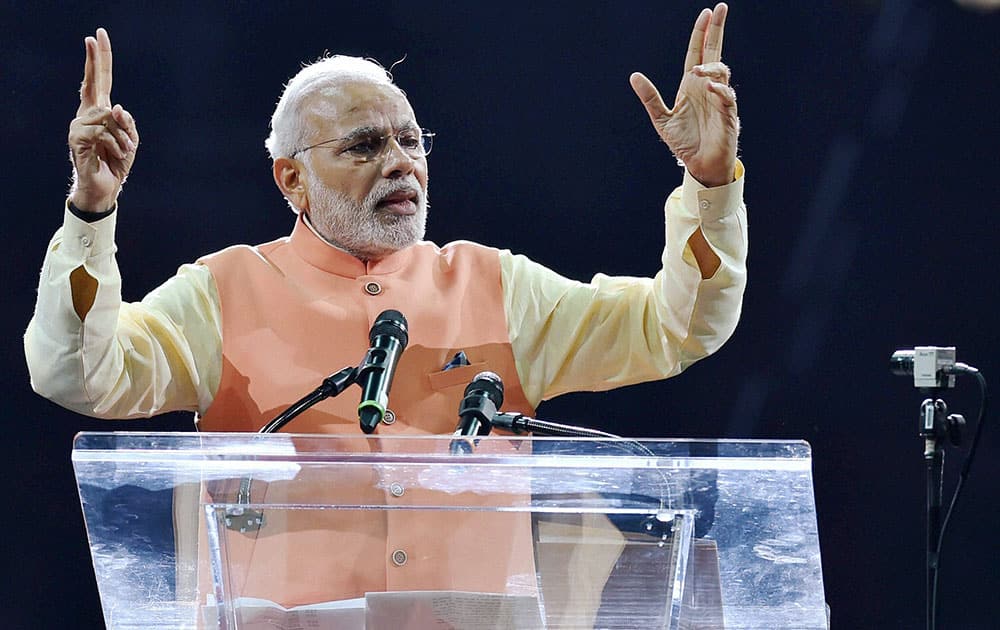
[{"xmin": 630, "ymin": 72, "xmax": 672, "ymax": 123}]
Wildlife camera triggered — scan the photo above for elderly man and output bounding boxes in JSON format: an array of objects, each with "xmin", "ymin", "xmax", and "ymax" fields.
[
  {"xmin": 26, "ymin": 4, "xmax": 744, "ymax": 434},
  {"xmin": 26, "ymin": 2, "xmax": 745, "ymax": 610}
]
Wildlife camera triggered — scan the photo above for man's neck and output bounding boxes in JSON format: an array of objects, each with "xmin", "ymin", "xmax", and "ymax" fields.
[{"xmin": 301, "ymin": 212, "xmax": 380, "ymax": 263}]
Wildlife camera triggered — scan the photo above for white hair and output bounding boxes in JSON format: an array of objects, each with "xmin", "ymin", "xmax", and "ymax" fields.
[{"xmin": 265, "ymin": 55, "xmax": 398, "ymax": 160}]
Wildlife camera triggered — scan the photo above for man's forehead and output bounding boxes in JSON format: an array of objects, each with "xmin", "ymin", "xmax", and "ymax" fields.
[{"xmin": 305, "ymin": 81, "xmax": 417, "ymax": 134}]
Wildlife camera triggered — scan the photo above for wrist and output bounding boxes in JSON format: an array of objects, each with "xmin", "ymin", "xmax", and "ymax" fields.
[
  {"xmin": 686, "ymin": 157, "xmax": 737, "ymax": 189},
  {"xmin": 689, "ymin": 168, "xmax": 735, "ymax": 189},
  {"xmin": 68, "ymin": 189, "xmax": 117, "ymax": 214}
]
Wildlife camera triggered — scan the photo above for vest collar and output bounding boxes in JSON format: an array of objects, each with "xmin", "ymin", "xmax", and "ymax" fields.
[{"xmin": 289, "ymin": 213, "xmax": 414, "ymax": 277}]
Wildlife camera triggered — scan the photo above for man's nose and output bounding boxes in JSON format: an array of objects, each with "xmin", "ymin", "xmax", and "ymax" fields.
[{"xmin": 380, "ymin": 137, "xmax": 417, "ymax": 178}]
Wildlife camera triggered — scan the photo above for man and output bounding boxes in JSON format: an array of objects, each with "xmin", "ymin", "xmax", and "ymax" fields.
[{"xmin": 25, "ymin": 2, "xmax": 745, "ymax": 610}]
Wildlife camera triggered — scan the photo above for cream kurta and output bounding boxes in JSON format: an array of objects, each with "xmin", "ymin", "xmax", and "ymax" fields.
[{"xmin": 25, "ymin": 165, "xmax": 747, "ymax": 419}]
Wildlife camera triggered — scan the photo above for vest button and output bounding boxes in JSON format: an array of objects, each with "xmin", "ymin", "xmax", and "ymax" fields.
[
  {"xmin": 389, "ymin": 482, "xmax": 405, "ymax": 497},
  {"xmin": 383, "ymin": 409, "xmax": 396, "ymax": 425},
  {"xmin": 391, "ymin": 549, "xmax": 408, "ymax": 566},
  {"xmin": 364, "ymin": 281, "xmax": 382, "ymax": 296}
]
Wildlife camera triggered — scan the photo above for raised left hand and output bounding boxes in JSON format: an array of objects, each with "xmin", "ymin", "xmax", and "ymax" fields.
[{"xmin": 630, "ymin": 3, "xmax": 739, "ymax": 188}]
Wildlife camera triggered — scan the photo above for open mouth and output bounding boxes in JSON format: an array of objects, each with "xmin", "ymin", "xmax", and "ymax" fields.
[{"xmin": 376, "ymin": 189, "xmax": 419, "ymax": 216}]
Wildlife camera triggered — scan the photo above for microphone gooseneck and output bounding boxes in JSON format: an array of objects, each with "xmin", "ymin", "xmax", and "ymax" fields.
[{"xmin": 491, "ymin": 412, "xmax": 621, "ymax": 439}]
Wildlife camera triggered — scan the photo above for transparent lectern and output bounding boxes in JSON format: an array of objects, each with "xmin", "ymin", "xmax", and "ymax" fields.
[{"xmin": 72, "ymin": 433, "xmax": 827, "ymax": 629}]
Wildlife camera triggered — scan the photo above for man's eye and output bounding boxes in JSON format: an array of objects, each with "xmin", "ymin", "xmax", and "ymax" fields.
[
  {"xmin": 398, "ymin": 134, "xmax": 421, "ymax": 150},
  {"xmin": 345, "ymin": 139, "xmax": 381, "ymax": 155}
]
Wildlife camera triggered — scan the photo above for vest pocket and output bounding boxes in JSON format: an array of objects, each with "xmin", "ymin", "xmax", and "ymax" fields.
[{"xmin": 427, "ymin": 362, "xmax": 490, "ymax": 390}]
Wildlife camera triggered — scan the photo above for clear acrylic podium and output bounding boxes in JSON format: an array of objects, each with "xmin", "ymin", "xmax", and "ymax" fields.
[{"xmin": 72, "ymin": 433, "xmax": 827, "ymax": 629}]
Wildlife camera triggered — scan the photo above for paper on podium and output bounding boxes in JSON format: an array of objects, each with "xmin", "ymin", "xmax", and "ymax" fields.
[
  {"xmin": 226, "ymin": 596, "xmax": 365, "ymax": 629},
  {"xmin": 365, "ymin": 591, "xmax": 543, "ymax": 629},
  {"xmin": 214, "ymin": 591, "xmax": 543, "ymax": 630}
]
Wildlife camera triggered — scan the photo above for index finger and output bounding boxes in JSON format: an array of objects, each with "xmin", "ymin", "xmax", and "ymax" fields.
[
  {"xmin": 79, "ymin": 35, "xmax": 96, "ymax": 110},
  {"xmin": 703, "ymin": 3, "xmax": 728, "ymax": 65}
]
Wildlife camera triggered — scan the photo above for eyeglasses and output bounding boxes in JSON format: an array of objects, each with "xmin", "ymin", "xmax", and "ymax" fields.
[{"xmin": 293, "ymin": 128, "xmax": 434, "ymax": 163}]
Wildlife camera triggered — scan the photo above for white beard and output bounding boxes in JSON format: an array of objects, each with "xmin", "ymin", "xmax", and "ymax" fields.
[{"xmin": 305, "ymin": 173, "xmax": 428, "ymax": 261}]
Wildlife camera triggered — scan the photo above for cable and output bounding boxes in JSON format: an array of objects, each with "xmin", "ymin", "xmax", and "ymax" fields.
[
  {"xmin": 930, "ymin": 368, "xmax": 988, "ymax": 627},
  {"xmin": 259, "ymin": 365, "xmax": 357, "ymax": 434}
]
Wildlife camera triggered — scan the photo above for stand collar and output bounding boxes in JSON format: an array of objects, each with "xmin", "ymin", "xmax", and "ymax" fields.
[{"xmin": 289, "ymin": 213, "xmax": 414, "ymax": 277}]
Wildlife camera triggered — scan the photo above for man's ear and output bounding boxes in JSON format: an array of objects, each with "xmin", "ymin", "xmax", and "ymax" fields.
[{"xmin": 273, "ymin": 157, "xmax": 309, "ymax": 212}]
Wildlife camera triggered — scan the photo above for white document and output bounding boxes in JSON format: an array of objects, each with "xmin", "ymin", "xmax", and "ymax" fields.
[
  {"xmin": 223, "ymin": 596, "xmax": 366, "ymax": 629},
  {"xmin": 365, "ymin": 591, "xmax": 544, "ymax": 629},
  {"xmin": 208, "ymin": 591, "xmax": 543, "ymax": 630}
]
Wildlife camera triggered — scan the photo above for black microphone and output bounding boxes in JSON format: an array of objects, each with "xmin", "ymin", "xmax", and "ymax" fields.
[
  {"xmin": 455, "ymin": 371, "xmax": 504, "ymax": 437},
  {"xmin": 357, "ymin": 310, "xmax": 409, "ymax": 434}
]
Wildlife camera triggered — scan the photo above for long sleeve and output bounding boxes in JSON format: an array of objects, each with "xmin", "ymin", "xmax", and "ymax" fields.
[
  {"xmin": 502, "ymin": 163, "xmax": 747, "ymax": 408},
  {"xmin": 24, "ymin": 205, "xmax": 223, "ymax": 419}
]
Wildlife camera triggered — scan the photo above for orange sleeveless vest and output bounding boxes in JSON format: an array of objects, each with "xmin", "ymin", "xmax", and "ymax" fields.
[
  {"xmin": 193, "ymin": 216, "xmax": 537, "ymax": 607},
  {"xmin": 198, "ymin": 214, "xmax": 533, "ymax": 434}
]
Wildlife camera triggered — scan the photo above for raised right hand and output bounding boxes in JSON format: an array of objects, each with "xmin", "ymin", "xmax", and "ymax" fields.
[
  {"xmin": 68, "ymin": 28, "xmax": 139, "ymax": 212},
  {"xmin": 629, "ymin": 3, "xmax": 738, "ymax": 188}
]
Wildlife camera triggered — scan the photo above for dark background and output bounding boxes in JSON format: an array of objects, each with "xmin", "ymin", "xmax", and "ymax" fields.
[{"xmin": 4, "ymin": 1, "xmax": 999, "ymax": 627}]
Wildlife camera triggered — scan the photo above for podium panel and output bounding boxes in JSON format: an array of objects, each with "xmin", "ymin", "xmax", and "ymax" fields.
[{"xmin": 72, "ymin": 434, "xmax": 827, "ymax": 629}]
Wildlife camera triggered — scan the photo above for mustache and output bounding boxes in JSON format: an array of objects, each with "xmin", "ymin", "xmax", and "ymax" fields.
[{"xmin": 369, "ymin": 178, "xmax": 424, "ymax": 207}]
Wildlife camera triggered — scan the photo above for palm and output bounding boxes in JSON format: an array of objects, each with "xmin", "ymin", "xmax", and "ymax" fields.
[
  {"xmin": 631, "ymin": 3, "xmax": 738, "ymax": 188},
  {"xmin": 661, "ymin": 69, "xmax": 738, "ymax": 179},
  {"xmin": 72, "ymin": 131, "xmax": 130, "ymax": 196}
]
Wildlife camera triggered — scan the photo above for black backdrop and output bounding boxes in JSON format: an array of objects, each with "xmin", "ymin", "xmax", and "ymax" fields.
[{"xmin": 4, "ymin": 1, "xmax": 999, "ymax": 628}]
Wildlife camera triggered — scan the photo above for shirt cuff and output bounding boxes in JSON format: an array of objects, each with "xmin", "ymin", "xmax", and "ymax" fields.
[
  {"xmin": 61, "ymin": 200, "xmax": 118, "ymax": 261},
  {"xmin": 68, "ymin": 201, "xmax": 116, "ymax": 222},
  {"xmin": 680, "ymin": 159, "xmax": 745, "ymax": 223}
]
